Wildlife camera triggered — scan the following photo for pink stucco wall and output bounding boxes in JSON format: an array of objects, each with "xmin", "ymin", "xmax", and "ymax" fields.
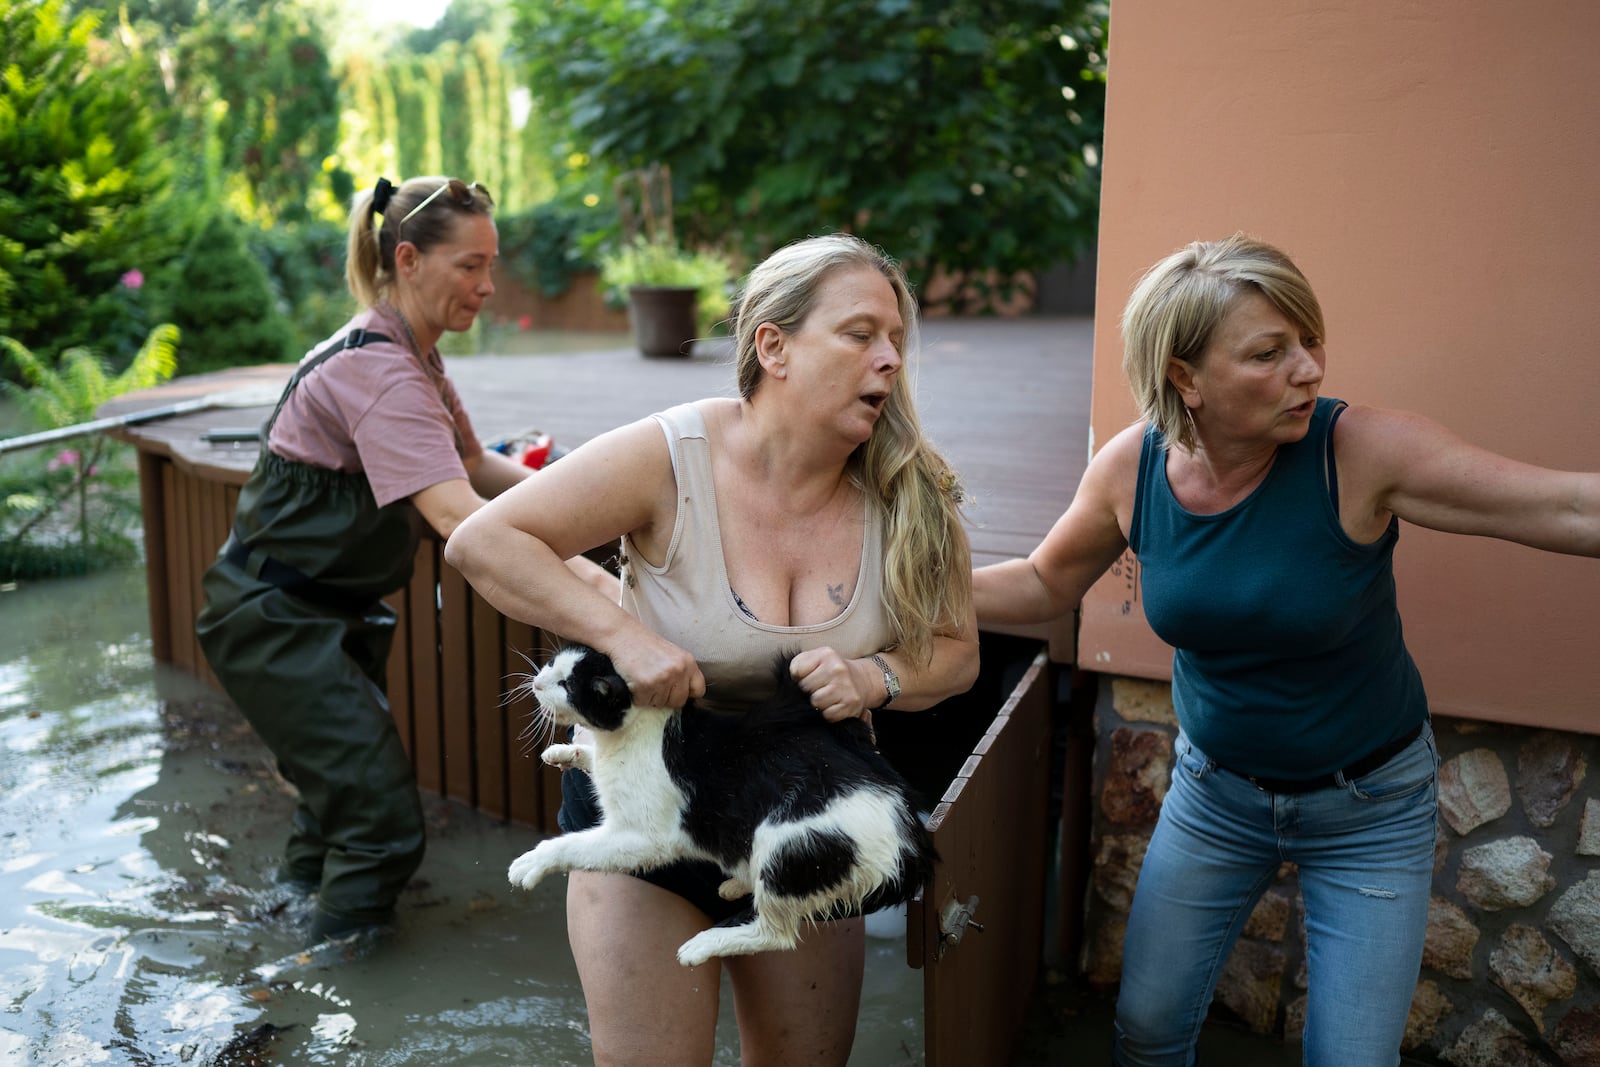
[{"xmin": 1078, "ymin": 0, "xmax": 1600, "ymax": 731}]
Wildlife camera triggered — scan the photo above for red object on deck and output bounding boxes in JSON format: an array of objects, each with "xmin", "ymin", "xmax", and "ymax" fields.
[{"xmin": 517, "ymin": 433, "xmax": 554, "ymax": 469}]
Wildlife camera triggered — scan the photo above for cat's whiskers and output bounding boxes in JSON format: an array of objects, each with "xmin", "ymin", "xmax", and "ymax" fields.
[{"xmin": 504, "ymin": 645, "xmax": 575, "ymax": 755}]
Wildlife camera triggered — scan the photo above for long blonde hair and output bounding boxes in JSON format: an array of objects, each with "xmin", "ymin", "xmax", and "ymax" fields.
[
  {"xmin": 729, "ymin": 234, "xmax": 971, "ymax": 663},
  {"xmin": 1122, "ymin": 233, "xmax": 1325, "ymax": 452}
]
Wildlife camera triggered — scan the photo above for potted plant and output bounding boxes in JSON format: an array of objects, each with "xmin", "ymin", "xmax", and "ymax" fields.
[
  {"xmin": 600, "ymin": 165, "xmax": 732, "ymax": 357},
  {"xmin": 599, "ymin": 237, "xmax": 732, "ymax": 357}
]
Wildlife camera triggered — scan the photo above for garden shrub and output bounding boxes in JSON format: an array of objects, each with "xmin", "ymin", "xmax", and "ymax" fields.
[
  {"xmin": 0, "ymin": 327, "xmax": 178, "ymax": 579},
  {"xmin": 163, "ymin": 212, "xmax": 298, "ymax": 373},
  {"xmin": 246, "ymin": 219, "xmax": 355, "ymax": 356},
  {"xmin": 0, "ymin": 0, "xmax": 185, "ymax": 374}
]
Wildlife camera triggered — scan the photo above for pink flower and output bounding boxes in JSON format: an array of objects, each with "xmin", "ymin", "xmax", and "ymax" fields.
[
  {"xmin": 47, "ymin": 449, "xmax": 80, "ymax": 472},
  {"xmin": 120, "ymin": 269, "xmax": 144, "ymax": 290},
  {"xmin": 517, "ymin": 314, "xmax": 534, "ymax": 331}
]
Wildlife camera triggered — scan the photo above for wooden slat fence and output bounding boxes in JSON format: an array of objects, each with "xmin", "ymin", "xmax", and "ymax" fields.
[{"xmin": 139, "ymin": 451, "xmax": 564, "ymax": 832}]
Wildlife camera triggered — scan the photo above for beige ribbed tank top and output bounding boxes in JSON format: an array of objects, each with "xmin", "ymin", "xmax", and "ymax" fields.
[{"xmin": 620, "ymin": 402, "xmax": 895, "ymax": 715}]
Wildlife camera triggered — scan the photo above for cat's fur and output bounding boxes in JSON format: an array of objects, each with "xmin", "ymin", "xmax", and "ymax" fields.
[{"xmin": 507, "ymin": 643, "xmax": 938, "ymax": 967}]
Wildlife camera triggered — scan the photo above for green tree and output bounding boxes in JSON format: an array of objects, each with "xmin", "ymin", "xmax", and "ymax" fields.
[
  {"xmin": 389, "ymin": 55, "xmax": 444, "ymax": 179},
  {"xmin": 166, "ymin": 4, "xmax": 347, "ymax": 225},
  {"xmin": 163, "ymin": 211, "xmax": 297, "ymax": 373},
  {"xmin": 0, "ymin": 0, "xmax": 185, "ymax": 370},
  {"xmin": 437, "ymin": 40, "xmax": 472, "ymax": 179},
  {"xmin": 337, "ymin": 51, "xmax": 402, "ymax": 186},
  {"xmin": 404, "ymin": 0, "xmax": 511, "ymax": 52},
  {"xmin": 512, "ymin": 0, "xmax": 1108, "ymax": 310}
]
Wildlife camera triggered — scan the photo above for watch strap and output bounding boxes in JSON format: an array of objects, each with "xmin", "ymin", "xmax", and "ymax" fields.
[{"xmin": 870, "ymin": 653, "xmax": 900, "ymax": 710}]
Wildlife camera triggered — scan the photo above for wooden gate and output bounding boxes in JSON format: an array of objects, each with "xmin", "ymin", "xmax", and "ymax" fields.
[{"xmin": 896, "ymin": 649, "xmax": 1055, "ymax": 1065}]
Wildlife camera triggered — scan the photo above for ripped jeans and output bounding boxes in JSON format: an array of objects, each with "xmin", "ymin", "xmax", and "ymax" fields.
[{"xmin": 1114, "ymin": 724, "xmax": 1438, "ymax": 1067}]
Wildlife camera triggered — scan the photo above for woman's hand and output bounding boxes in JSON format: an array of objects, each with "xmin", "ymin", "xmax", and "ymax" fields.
[
  {"xmin": 790, "ymin": 646, "xmax": 878, "ymax": 722},
  {"xmin": 608, "ymin": 632, "xmax": 705, "ymax": 710}
]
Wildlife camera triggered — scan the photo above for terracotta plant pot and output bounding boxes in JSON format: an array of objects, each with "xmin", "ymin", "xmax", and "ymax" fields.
[{"xmin": 626, "ymin": 286, "xmax": 699, "ymax": 357}]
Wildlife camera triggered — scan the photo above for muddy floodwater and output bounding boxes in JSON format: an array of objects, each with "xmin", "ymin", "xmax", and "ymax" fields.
[{"xmin": 0, "ymin": 566, "xmax": 924, "ymax": 1065}]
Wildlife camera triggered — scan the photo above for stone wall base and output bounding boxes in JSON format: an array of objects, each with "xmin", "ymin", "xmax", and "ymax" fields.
[{"xmin": 1082, "ymin": 674, "xmax": 1600, "ymax": 1066}]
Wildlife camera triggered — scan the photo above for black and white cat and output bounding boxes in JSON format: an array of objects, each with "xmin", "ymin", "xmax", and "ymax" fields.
[{"xmin": 507, "ymin": 643, "xmax": 938, "ymax": 967}]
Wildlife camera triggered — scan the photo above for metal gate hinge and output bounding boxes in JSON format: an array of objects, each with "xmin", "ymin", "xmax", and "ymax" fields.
[{"xmin": 936, "ymin": 894, "xmax": 983, "ymax": 959}]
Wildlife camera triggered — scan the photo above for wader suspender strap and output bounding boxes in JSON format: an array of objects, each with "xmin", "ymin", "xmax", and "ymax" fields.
[
  {"xmin": 262, "ymin": 329, "xmax": 395, "ymax": 438},
  {"xmin": 225, "ymin": 329, "xmax": 398, "ymax": 614}
]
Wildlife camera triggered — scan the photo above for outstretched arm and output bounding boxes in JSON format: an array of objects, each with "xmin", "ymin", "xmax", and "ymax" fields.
[
  {"xmin": 411, "ymin": 452, "xmax": 620, "ymax": 606},
  {"xmin": 1336, "ymin": 405, "xmax": 1600, "ymax": 556},
  {"xmin": 973, "ymin": 422, "xmax": 1142, "ymax": 627},
  {"xmin": 409, "ymin": 449, "xmax": 531, "ymax": 541}
]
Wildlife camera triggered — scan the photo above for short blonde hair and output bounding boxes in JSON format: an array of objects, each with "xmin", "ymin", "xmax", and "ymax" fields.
[
  {"xmin": 1121, "ymin": 233, "xmax": 1325, "ymax": 452},
  {"xmin": 728, "ymin": 234, "xmax": 970, "ymax": 663}
]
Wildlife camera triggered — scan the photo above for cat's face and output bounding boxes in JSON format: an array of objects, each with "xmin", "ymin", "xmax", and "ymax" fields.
[{"xmin": 531, "ymin": 645, "xmax": 635, "ymax": 733}]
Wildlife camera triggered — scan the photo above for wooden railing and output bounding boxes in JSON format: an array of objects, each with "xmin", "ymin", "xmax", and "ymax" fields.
[{"xmin": 137, "ymin": 450, "xmax": 564, "ymax": 833}]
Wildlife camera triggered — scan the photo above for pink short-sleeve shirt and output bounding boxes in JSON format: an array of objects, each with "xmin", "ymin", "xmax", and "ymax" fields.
[{"xmin": 266, "ymin": 306, "xmax": 482, "ymax": 507}]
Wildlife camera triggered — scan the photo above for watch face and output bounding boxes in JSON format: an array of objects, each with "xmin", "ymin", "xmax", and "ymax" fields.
[{"xmin": 872, "ymin": 654, "xmax": 900, "ymax": 705}]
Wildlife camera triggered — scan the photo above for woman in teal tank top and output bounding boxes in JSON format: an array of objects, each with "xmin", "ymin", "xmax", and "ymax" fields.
[{"xmin": 974, "ymin": 234, "xmax": 1600, "ymax": 1066}]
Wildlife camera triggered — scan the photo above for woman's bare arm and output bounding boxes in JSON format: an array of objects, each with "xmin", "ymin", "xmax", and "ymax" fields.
[
  {"xmin": 445, "ymin": 416, "xmax": 705, "ymax": 708},
  {"xmin": 973, "ymin": 422, "xmax": 1142, "ymax": 627},
  {"xmin": 1336, "ymin": 404, "xmax": 1600, "ymax": 556}
]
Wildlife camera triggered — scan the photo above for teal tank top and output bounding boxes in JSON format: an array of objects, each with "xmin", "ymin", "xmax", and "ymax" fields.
[{"xmin": 1130, "ymin": 397, "xmax": 1428, "ymax": 778}]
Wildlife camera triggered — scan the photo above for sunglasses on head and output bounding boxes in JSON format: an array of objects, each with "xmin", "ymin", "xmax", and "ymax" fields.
[{"xmin": 401, "ymin": 179, "xmax": 495, "ymax": 225}]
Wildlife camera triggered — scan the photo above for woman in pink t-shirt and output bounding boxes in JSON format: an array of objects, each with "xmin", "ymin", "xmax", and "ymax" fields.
[{"xmin": 197, "ymin": 176, "xmax": 610, "ymax": 947}]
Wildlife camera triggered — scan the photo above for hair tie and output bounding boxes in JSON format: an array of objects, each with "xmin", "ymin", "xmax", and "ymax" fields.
[{"xmin": 373, "ymin": 177, "xmax": 396, "ymax": 215}]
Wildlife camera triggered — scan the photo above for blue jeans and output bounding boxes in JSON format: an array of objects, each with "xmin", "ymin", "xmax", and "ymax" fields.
[{"xmin": 1113, "ymin": 723, "xmax": 1438, "ymax": 1067}]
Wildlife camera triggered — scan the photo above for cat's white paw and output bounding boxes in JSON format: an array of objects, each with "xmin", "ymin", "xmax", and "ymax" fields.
[
  {"xmin": 541, "ymin": 743, "xmax": 591, "ymax": 772},
  {"xmin": 676, "ymin": 933, "xmax": 721, "ymax": 968},
  {"xmin": 508, "ymin": 844, "xmax": 557, "ymax": 889},
  {"xmin": 717, "ymin": 876, "xmax": 751, "ymax": 901},
  {"xmin": 676, "ymin": 923, "xmax": 793, "ymax": 966}
]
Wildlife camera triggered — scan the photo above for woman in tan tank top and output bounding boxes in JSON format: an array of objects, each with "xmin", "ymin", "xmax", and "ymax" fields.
[{"xmin": 448, "ymin": 234, "xmax": 978, "ymax": 1065}]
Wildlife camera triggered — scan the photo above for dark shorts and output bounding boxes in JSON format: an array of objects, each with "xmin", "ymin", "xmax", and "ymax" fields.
[{"xmin": 556, "ymin": 765, "xmax": 752, "ymax": 923}]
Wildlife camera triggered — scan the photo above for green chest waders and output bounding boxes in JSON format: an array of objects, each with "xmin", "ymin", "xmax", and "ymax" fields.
[{"xmin": 196, "ymin": 329, "xmax": 445, "ymax": 939}]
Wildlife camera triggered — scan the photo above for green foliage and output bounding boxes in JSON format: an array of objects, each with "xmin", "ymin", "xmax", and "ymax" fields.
[
  {"xmin": 498, "ymin": 191, "xmax": 617, "ymax": 297},
  {"xmin": 163, "ymin": 212, "xmax": 298, "ymax": 373},
  {"xmin": 598, "ymin": 236, "xmax": 731, "ymax": 291},
  {"xmin": 598, "ymin": 237, "xmax": 733, "ymax": 331},
  {"xmin": 404, "ymin": 0, "xmax": 512, "ymax": 52},
  {"xmin": 246, "ymin": 218, "xmax": 355, "ymax": 356},
  {"xmin": 0, "ymin": 327, "xmax": 178, "ymax": 579},
  {"xmin": 337, "ymin": 29, "xmax": 561, "ymax": 218},
  {"xmin": 1, "ymin": 325, "xmax": 179, "ymax": 431},
  {"xmin": 165, "ymin": 4, "xmax": 346, "ymax": 225},
  {"xmin": 512, "ymin": 0, "xmax": 1109, "ymax": 311},
  {"xmin": 498, "ymin": 206, "xmax": 590, "ymax": 297},
  {"xmin": 0, "ymin": 0, "xmax": 187, "ymax": 370},
  {"xmin": 389, "ymin": 55, "xmax": 445, "ymax": 179}
]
